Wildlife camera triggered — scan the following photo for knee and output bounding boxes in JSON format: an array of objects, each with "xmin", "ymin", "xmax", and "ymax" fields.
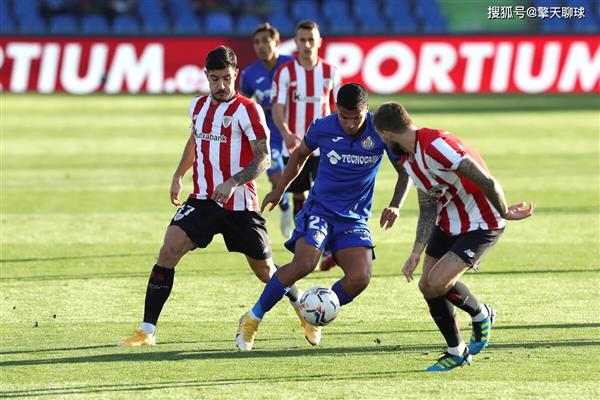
[
  {"xmin": 158, "ymin": 243, "xmax": 181, "ymax": 263},
  {"xmin": 425, "ymin": 274, "xmax": 451, "ymax": 298},
  {"xmin": 347, "ymin": 268, "xmax": 371, "ymax": 292},
  {"xmin": 291, "ymin": 258, "xmax": 317, "ymax": 277}
]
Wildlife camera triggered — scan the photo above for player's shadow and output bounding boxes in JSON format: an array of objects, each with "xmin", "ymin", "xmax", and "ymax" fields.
[
  {"xmin": 2, "ymin": 339, "xmax": 599, "ymax": 368},
  {"xmin": 0, "ymin": 369, "xmax": 418, "ymax": 398}
]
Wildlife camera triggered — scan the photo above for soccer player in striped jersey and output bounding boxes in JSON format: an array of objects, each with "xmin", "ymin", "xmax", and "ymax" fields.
[
  {"xmin": 272, "ymin": 20, "xmax": 342, "ymax": 271},
  {"xmin": 373, "ymin": 102, "xmax": 534, "ymax": 371},
  {"xmin": 235, "ymin": 84, "xmax": 409, "ymax": 351},
  {"xmin": 118, "ymin": 46, "xmax": 306, "ymax": 347},
  {"xmin": 240, "ymin": 23, "xmax": 295, "ymax": 239}
]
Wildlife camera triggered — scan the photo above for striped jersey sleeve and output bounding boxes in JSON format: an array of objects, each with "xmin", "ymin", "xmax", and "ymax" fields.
[
  {"xmin": 425, "ymin": 135, "xmax": 466, "ymax": 171},
  {"xmin": 272, "ymin": 63, "xmax": 290, "ymax": 105},
  {"xmin": 238, "ymin": 101, "xmax": 269, "ymax": 141}
]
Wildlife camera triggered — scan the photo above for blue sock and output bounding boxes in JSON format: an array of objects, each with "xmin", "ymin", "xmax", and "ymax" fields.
[
  {"xmin": 332, "ymin": 280, "xmax": 354, "ymax": 306},
  {"xmin": 279, "ymin": 192, "xmax": 290, "ymax": 212},
  {"xmin": 251, "ymin": 275, "xmax": 288, "ymax": 319}
]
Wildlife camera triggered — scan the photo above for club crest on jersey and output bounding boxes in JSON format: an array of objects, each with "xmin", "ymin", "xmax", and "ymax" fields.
[
  {"xmin": 222, "ymin": 116, "xmax": 232, "ymax": 128},
  {"xmin": 361, "ymin": 136, "xmax": 375, "ymax": 150}
]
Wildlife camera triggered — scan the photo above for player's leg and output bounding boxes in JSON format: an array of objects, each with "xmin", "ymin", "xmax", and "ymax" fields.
[
  {"xmin": 236, "ymin": 238, "xmax": 322, "ymax": 350},
  {"xmin": 267, "ymin": 147, "xmax": 293, "ymax": 238},
  {"xmin": 118, "ymin": 225, "xmax": 196, "ymax": 347},
  {"xmin": 244, "ymin": 255, "xmax": 301, "ymax": 303},
  {"xmin": 331, "ymin": 247, "xmax": 373, "ymax": 305},
  {"xmin": 442, "ymin": 229, "xmax": 503, "ymax": 355},
  {"xmin": 420, "ymin": 252, "xmax": 472, "ymax": 371}
]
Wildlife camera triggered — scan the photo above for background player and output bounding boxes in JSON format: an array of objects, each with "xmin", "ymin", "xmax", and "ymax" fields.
[
  {"xmin": 118, "ymin": 46, "xmax": 304, "ymax": 347},
  {"xmin": 271, "ymin": 19, "xmax": 342, "ymax": 270},
  {"xmin": 235, "ymin": 83, "xmax": 409, "ymax": 351},
  {"xmin": 373, "ymin": 102, "xmax": 534, "ymax": 371},
  {"xmin": 240, "ymin": 23, "xmax": 294, "ymax": 238}
]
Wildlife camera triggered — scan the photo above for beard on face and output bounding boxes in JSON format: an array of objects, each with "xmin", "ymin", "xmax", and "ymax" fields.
[{"xmin": 389, "ymin": 141, "xmax": 406, "ymax": 157}]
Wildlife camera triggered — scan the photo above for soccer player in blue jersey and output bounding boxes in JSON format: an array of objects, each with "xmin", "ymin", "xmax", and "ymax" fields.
[
  {"xmin": 235, "ymin": 83, "xmax": 410, "ymax": 350},
  {"xmin": 240, "ymin": 23, "xmax": 295, "ymax": 238}
]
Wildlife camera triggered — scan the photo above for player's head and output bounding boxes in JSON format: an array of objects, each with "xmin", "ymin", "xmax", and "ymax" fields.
[
  {"xmin": 336, "ymin": 83, "xmax": 369, "ymax": 136},
  {"xmin": 295, "ymin": 20, "xmax": 322, "ymax": 61},
  {"xmin": 373, "ymin": 102, "xmax": 414, "ymax": 155},
  {"xmin": 252, "ymin": 23, "xmax": 280, "ymax": 62},
  {"xmin": 205, "ymin": 46, "xmax": 239, "ymax": 102}
]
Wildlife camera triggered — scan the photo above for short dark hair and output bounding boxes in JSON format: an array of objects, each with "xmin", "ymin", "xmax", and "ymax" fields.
[
  {"xmin": 336, "ymin": 83, "xmax": 368, "ymax": 110},
  {"xmin": 373, "ymin": 102, "xmax": 413, "ymax": 133},
  {"xmin": 205, "ymin": 46, "xmax": 237, "ymax": 71},
  {"xmin": 296, "ymin": 19, "xmax": 320, "ymax": 33},
  {"xmin": 252, "ymin": 22, "xmax": 280, "ymax": 42}
]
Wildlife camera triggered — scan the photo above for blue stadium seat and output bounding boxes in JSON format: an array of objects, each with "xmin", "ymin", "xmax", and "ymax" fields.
[
  {"xmin": 540, "ymin": 17, "xmax": 571, "ymax": 33},
  {"xmin": 0, "ymin": 0, "xmax": 10, "ymax": 15},
  {"xmin": 390, "ymin": 17, "xmax": 418, "ymax": 33},
  {"xmin": 43, "ymin": 0, "xmax": 78, "ymax": 9},
  {"xmin": 414, "ymin": 0, "xmax": 442, "ymax": 20},
  {"xmin": 383, "ymin": 0, "xmax": 412, "ymax": 20},
  {"xmin": 17, "ymin": 15, "xmax": 46, "ymax": 34},
  {"xmin": 137, "ymin": 0, "xmax": 165, "ymax": 20},
  {"xmin": 0, "ymin": 12, "xmax": 17, "ymax": 34},
  {"xmin": 359, "ymin": 21, "xmax": 388, "ymax": 34},
  {"xmin": 50, "ymin": 14, "xmax": 78, "ymax": 34},
  {"xmin": 328, "ymin": 18, "xmax": 357, "ymax": 35},
  {"xmin": 352, "ymin": 0, "xmax": 385, "ymax": 22},
  {"xmin": 113, "ymin": 15, "xmax": 141, "ymax": 34},
  {"xmin": 82, "ymin": 15, "xmax": 110, "ymax": 34},
  {"xmin": 291, "ymin": 0, "xmax": 319, "ymax": 21},
  {"xmin": 572, "ymin": 15, "xmax": 598, "ymax": 32},
  {"xmin": 168, "ymin": 0, "xmax": 194, "ymax": 20},
  {"xmin": 205, "ymin": 12, "xmax": 234, "ymax": 34},
  {"xmin": 323, "ymin": 0, "xmax": 350, "ymax": 21},
  {"xmin": 421, "ymin": 13, "xmax": 448, "ymax": 33},
  {"xmin": 142, "ymin": 14, "xmax": 171, "ymax": 34},
  {"xmin": 266, "ymin": 13, "xmax": 294, "ymax": 36},
  {"xmin": 14, "ymin": 0, "xmax": 42, "ymax": 20},
  {"xmin": 267, "ymin": 0, "xmax": 288, "ymax": 17},
  {"xmin": 236, "ymin": 15, "xmax": 262, "ymax": 35},
  {"xmin": 173, "ymin": 15, "xmax": 202, "ymax": 34}
]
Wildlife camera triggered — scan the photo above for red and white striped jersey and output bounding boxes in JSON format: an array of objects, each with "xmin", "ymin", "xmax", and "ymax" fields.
[
  {"xmin": 187, "ymin": 93, "xmax": 269, "ymax": 211},
  {"xmin": 272, "ymin": 58, "xmax": 342, "ymax": 156},
  {"xmin": 400, "ymin": 128, "xmax": 506, "ymax": 235}
]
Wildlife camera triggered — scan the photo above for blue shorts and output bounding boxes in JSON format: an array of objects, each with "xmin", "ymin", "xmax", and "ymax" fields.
[
  {"xmin": 267, "ymin": 145, "xmax": 284, "ymax": 177},
  {"xmin": 285, "ymin": 201, "xmax": 374, "ymax": 256}
]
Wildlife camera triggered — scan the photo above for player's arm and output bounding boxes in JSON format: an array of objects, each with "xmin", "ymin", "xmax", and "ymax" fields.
[
  {"xmin": 456, "ymin": 156, "xmax": 534, "ymax": 220},
  {"xmin": 261, "ymin": 141, "xmax": 312, "ymax": 212},
  {"xmin": 402, "ymin": 189, "xmax": 437, "ymax": 282},
  {"xmin": 211, "ymin": 138, "xmax": 271, "ymax": 204},
  {"xmin": 272, "ymin": 102, "xmax": 300, "ymax": 151},
  {"xmin": 170, "ymin": 133, "xmax": 195, "ymax": 206},
  {"xmin": 380, "ymin": 161, "xmax": 410, "ymax": 229}
]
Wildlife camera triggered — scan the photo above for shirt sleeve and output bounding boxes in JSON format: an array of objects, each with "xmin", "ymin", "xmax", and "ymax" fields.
[
  {"xmin": 303, "ymin": 120, "xmax": 319, "ymax": 151},
  {"xmin": 239, "ymin": 101, "xmax": 270, "ymax": 141},
  {"xmin": 188, "ymin": 96, "xmax": 200, "ymax": 129},
  {"xmin": 240, "ymin": 68, "xmax": 253, "ymax": 97},
  {"xmin": 272, "ymin": 65, "xmax": 290, "ymax": 105},
  {"xmin": 426, "ymin": 136, "xmax": 466, "ymax": 171}
]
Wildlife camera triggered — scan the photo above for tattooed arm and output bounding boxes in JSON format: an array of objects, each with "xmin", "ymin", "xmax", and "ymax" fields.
[
  {"xmin": 456, "ymin": 156, "xmax": 508, "ymax": 217},
  {"xmin": 211, "ymin": 138, "xmax": 271, "ymax": 204},
  {"xmin": 402, "ymin": 189, "xmax": 437, "ymax": 282}
]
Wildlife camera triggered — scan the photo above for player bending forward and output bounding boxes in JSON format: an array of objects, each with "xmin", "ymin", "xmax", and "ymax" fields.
[
  {"xmin": 235, "ymin": 83, "xmax": 408, "ymax": 350},
  {"xmin": 373, "ymin": 102, "xmax": 534, "ymax": 371}
]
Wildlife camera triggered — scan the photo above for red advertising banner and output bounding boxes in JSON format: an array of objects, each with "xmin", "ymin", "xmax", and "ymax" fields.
[{"xmin": 0, "ymin": 35, "xmax": 597, "ymax": 94}]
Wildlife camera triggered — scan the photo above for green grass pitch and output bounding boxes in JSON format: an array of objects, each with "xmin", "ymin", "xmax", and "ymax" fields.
[{"xmin": 1, "ymin": 93, "xmax": 598, "ymax": 399}]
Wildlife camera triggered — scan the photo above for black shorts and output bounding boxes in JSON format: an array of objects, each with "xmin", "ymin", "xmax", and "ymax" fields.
[
  {"xmin": 169, "ymin": 198, "xmax": 272, "ymax": 260},
  {"xmin": 425, "ymin": 226, "xmax": 504, "ymax": 269},
  {"xmin": 283, "ymin": 156, "xmax": 319, "ymax": 193}
]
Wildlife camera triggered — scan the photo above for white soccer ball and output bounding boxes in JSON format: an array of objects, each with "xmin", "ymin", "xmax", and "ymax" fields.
[{"xmin": 299, "ymin": 286, "xmax": 340, "ymax": 326}]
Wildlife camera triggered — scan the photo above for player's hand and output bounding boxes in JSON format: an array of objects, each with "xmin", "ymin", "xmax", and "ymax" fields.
[
  {"xmin": 379, "ymin": 206, "xmax": 399, "ymax": 230},
  {"xmin": 283, "ymin": 133, "xmax": 301, "ymax": 154},
  {"xmin": 211, "ymin": 179, "xmax": 237, "ymax": 204},
  {"xmin": 261, "ymin": 189, "xmax": 284, "ymax": 213},
  {"xmin": 505, "ymin": 201, "xmax": 535, "ymax": 220},
  {"xmin": 402, "ymin": 252, "xmax": 420, "ymax": 283},
  {"xmin": 170, "ymin": 177, "xmax": 183, "ymax": 206}
]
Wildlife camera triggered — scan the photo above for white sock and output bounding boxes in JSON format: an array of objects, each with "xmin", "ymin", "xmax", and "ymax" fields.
[
  {"xmin": 248, "ymin": 310, "xmax": 262, "ymax": 321},
  {"xmin": 472, "ymin": 305, "xmax": 489, "ymax": 322},
  {"xmin": 447, "ymin": 342, "xmax": 466, "ymax": 356},
  {"xmin": 140, "ymin": 322, "xmax": 156, "ymax": 335}
]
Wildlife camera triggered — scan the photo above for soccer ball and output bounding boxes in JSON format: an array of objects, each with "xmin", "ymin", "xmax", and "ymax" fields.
[{"xmin": 298, "ymin": 286, "xmax": 340, "ymax": 326}]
